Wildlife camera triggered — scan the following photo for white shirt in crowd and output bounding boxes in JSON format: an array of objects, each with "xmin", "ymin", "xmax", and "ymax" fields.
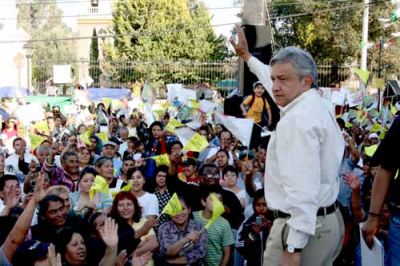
[
  {"xmin": 137, "ymin": 192, "xmax": 159, "ymax": 218},
  {"xmin": 248, "ymin": 57, "xmax": 345, "ymax": 249}
]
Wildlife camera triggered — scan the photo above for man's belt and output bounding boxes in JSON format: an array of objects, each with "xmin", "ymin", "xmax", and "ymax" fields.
[{"xmin": 272, "ymin": 201, "xmax": 338, "ymax": 219}]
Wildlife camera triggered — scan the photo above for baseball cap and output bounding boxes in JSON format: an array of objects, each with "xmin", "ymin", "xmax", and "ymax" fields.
[
  {"xmin": 13, "ymin": 240, "xmax": 49, "ymax": 266},
  {"xmin": 182, "ymin": 157, "xmax": 196, "ymax": 166},
  {"xmin": 368, "ymin": 133, "xmax": 379, "ymax": 140},
  {"xmin": 103, "ymin": 141, "xmax": 117, "ymax": 147},
  {"xmin": 239, "ymin": 150, "xmax": 256, "ymax": 160}
]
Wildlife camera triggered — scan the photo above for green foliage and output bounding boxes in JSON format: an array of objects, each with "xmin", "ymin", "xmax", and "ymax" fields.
[
  {"xmin": 271, "ymin": 0, "xmax": 400, "ymax": 74},
  {"xmin": 89, "ymin": 28, "xmax": 101, "ymax": 86},
  {"xmin": 16, "ymin": 0, "xmax": 76, "ymax": 86}
]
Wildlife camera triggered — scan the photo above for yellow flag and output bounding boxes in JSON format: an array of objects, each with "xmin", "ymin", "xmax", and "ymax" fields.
[
  {"xmin": 165, "ymin": 118, "xmax": 184, "ymax": 133},
  {"xmin": 391, "ymin": 104, "xmax": 398, "ymax": 115},
  {"xmin": 354, "ymin": 68, "xmax": 370, "ymax": 85},
  {"xmin": 379, "ymin": 129, "xmax": 387, "ymax": 140},
  {"xmin": 29, "ymin": 133, "xmax": 47, "ymax": 150},
  {"xmin": 364, "ymin": 144, "xmax": 378, "ymax": 158},
  {"xmin": 345, "ymin": 121, "xmax": 353, "ymax": 128},
  {"xmin": 183, "ymin": 133, "xmax": 208, "ymax": 152},
  {"xmin": 79, "ymin": 126, "xmax": 94, "ymax": 146},
  {"xmin": 205, "ymin": 193, "xmax": 225, "ymax": 229},
  {"xmin": 96, "ymin": 132, "xmax": 109, "ymax": 143},
  {"xmin": 162, "ymin": 193, "xmax": 183, "ymax": 216},
  {"xmin": 111, "ymin": 183, "xmax": 132, "ymax": 198},
  {"xmin": 370, "ymin": 123, "xmax": 382, "ymax": 133},
  {"xmin": 186, "ymin": 99, "xmax": 200, "ymax": 109},
  {"xmin": 103, "ymin": 98, "xmax": 112, "ymax": 110},
  {"xmin": 34, "ymin": 120, "xmax": 50, "ymax": 135},
  {"xmin": 89, "ymin": 175, "xmax": 109, "ymax": 200},
  {"xmin": 152, "ymin": 154, "xmax": 170, "ymax": 166}
]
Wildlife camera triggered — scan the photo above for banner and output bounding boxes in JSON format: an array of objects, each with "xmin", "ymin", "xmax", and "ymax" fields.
[
  {"xmin": 15, "ymin": 102, "xmax": 45, "ymax": 125},
  {"xmin": 53, "ymin": 65, "xmax": 72, "ymax": 84},
  {"xmin": 167, "ymin": 84, "xmax": 196, "ymax": 106},
  {"xmin": 87, "ymin": 88, "xmax": 131, "ymax": 101}
]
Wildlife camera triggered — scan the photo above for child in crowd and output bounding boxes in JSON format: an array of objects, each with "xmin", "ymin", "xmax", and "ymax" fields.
[
  {"xmin": 236, "ymin": 189, "xmax": 272, "ymax": 266},
  {"xmin": 193, "ymin": 187, "xmax": 235, "ymax": 266}
]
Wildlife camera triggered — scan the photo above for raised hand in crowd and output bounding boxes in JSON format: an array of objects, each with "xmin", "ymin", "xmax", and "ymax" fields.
[
  {"xmin": 48, "ymin": 244, "xmax": 62, "ymax": 266},
  {"xmin": 343, "ymin": 173, "xmax": 361, "ymax": 191},
  {"xmin": 229, "ymin": 24, "xmax": 251, "ymax": 61},
  {"xmin": 98, "ymin": 217, "xmax": 119, "ymax": 266},
  {"xmin": 0, "ymin": 183, "xmax": 20, "ymax": 216},
  {"xmin": 99, "ymin": 217, "xmax": 119, "ymax": 249},
  {"xmin": 2, "ymin": 173, "xmax": 47, "ymax": 262}
]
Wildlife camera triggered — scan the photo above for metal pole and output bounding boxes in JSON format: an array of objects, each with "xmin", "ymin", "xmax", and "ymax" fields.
[
  {"xmin": 377, "ymin": 39, "xmax": 383, "ymax": 112},
  {"xmin": 361, "ymin": 0, "xmax": 369, "ymax": 70}
]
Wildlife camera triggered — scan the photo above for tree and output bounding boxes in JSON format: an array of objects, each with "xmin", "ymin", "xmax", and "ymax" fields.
[
  {"xmin": 271, "ymin": 0, "xmax": 399, "ymax": 68},
  {"xmin": 16, "ymin": 0, "xmax": 76, "ymax": 91},
  {"xmin": 109, "ymin": 0, "xmax": 228, "ymax": 61},
  {"xmin": 102, "ymin": 0, "xmax": 231, "ymax": 87},
  {"xmin": 89, "ymin": 28, "xmax": 101, "ymax": 87}
]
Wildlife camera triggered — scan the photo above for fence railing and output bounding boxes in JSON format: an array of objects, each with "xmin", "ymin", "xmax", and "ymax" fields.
[{"xmin": 32, "ymin": 58, "xmax": 359, "ymax": 96}]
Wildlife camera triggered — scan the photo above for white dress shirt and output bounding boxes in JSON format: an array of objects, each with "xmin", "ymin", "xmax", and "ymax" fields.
[{"xmin": 248, "ymin": 56, "xmax": 344, "ymax": 248}]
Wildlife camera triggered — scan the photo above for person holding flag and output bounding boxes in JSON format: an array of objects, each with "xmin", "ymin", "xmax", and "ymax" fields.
[
  {"xmin": 157, "ymin": 192, "xmax": 207, "ymax": 265},
  {"xmin": 193, "ymin": 186, "xmax": 234, "ymax": 266}
]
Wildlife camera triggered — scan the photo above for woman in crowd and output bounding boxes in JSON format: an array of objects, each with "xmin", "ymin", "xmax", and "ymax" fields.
[
  {"xmin": 157, "ymin": 193, "xmax": 207, "ymax": 265},
  {"xmin": 70, "ymin": 167, "xmax": 112, "ymax": 215},
  {"xmin": 215, "ymin": 149, "xmax": 230, "ymax": 184},
  {"xmin": 89, "ymin": 135, "xmax": 103, "ymax": 156},
  {"xmin": 95, "ymin": 156, "xmax": 127, "ymax": 195},
  {"xmin": 153, "ymin": 165, "xmax": 172, "ymax": 227},
  {"xmin": 78, "ymin": 146, "xmax": 94, "ymax": 171},
  {"xmin": 128, "ymin": 168, "xmax": 159, "ymax": 220},
  {"xmin": 143, "ymin": 121, "xmax": 167, "ymax": 179},
  {"xmin": 110, "ymin": 191, "xmax": 159, "ymax": 265},
  {"xmin": 1, "ymin": 117, "xmax": 19, "ymax": 153},
  {"xmin": 55, "ymin": 217, "xmax": 118, "ymax": 266},
  {"xmin": 118, "ymin": 157, "xmax": 135, "ymax": 184},
  {"xmin": 222, "ymin": 165, "xmax": 246, "ymax": 209}
]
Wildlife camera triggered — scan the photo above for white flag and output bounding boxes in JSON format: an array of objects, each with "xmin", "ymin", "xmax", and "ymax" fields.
[
  {"xmin": 217, "ymin": 114, "xmax": 254, "ymax": 147},
  {"xmin": 175, "ymin": 127, "xmax": 196, "ymax": 146}
]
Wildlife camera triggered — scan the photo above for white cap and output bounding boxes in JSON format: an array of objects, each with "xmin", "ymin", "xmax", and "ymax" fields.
[{"xmin": 368, "ymin": 133, "xmax": 379, "ymax": 140}]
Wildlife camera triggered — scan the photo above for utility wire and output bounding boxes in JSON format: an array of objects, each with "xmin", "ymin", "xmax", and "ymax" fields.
[
  {"xmin": 0, "ymin": 0, "xmax": 391, "ymax": 44},
  {"xmin": 0, "ymin": 6, "xmax": 242, "ymax": 21}
]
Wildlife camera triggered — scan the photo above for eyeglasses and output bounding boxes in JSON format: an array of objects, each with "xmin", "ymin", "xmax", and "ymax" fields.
[{"xmin": 202, "ymin": 173, "xmax": 220, "ymax": 180}]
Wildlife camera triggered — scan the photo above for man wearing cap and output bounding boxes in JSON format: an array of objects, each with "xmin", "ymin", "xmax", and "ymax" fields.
[
  {"xmin": 181, "ymin": 158, "xmax": 200, "ymax": 186},
  {"xmin": 102, "ymin": 141, "xmax": 122, "ymax": 174},
  {"xmin": 232, "ymin": 26, "xmax": 344, "ymax": 265}
]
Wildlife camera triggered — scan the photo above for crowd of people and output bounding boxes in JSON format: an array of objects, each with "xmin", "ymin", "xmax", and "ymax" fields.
[{"xmin": 0, "ymin": 27, "xmax": 399, "ymax": 266}]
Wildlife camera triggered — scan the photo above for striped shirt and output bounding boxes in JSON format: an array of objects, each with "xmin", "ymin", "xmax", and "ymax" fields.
[{"xmin": 193, "ymin": 211, "xmax": 234, "ymax": 266}]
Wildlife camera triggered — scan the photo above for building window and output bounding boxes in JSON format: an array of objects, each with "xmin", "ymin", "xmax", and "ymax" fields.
[{"xmin": 91, "ymin": 0, "xmax": 99, "ymax": 7}]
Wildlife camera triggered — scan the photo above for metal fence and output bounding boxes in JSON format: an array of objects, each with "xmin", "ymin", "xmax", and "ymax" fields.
[{"xmin": 32, "ymin": 58, "xmax": 358, "ymax": 96}]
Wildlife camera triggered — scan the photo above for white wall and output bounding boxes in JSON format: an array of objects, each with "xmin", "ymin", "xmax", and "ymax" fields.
[{"xmin": 0, "ymin": 1, "xmax": 30, "ymax": 89}]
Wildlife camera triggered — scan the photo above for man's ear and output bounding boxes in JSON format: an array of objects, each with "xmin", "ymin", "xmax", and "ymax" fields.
[{"xmin": 303, "ymin": 76, "xmax": 313, "ymax": 87}]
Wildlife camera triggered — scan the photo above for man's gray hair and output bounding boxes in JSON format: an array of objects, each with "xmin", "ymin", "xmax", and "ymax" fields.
[{"xmin": 270, "ymin": 46, "xmax": 318, "ymax": 88}]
